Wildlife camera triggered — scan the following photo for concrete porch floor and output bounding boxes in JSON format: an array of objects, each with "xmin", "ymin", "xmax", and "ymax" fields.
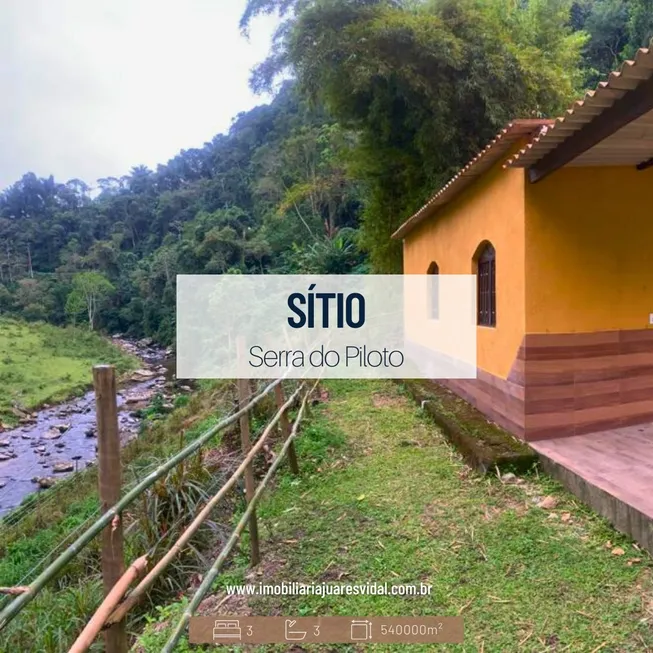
[{"xmin": 531, "ymin": 423, "xmax": 653, "ymax": 555}]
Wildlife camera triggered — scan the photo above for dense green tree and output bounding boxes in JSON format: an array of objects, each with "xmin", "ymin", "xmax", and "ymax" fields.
[
  {"xmin": 624, "ymin": 0, "xmax": 653, "ymax": 56},
  {"xmin": 66, "ymin": 271, "xmax": 115, "ymax": 330},
  {"xmin": 572, "ymin": 0, "xmax": 653, "ymax": 86},
  {"xmin": 242, "ymin": 0, "xmax": 587, "ymax": 271}
]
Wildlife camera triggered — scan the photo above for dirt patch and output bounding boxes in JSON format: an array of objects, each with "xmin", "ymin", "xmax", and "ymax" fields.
[
  {"xmin": 631, "ymin": 568, "xmax": 653, "ymax": 623},
  {"xmin": 320, "ymin": 565, "xmax": 349, "ymax": 581},
  {"xmin": 372, "ymin": 393, "xmax": 405, "ymax": 408},
  {"xmin": 198, "ymin": 591, "xmax": 253, "ymax": 617},
  {"xmin": 421, "ymin": 500, "xmax": 453, "ymax": 537},
  {"xmin": 217, "ymin": 424, "xmax": 243, "ymax": 455},
  {"xmin": 488, "ymin": 495, "xmax": 530, "ymax": 519},
  {"xmin": 248, "ymin": 553, "xmax": 288, "ymax": 581},
  {"xmin": 203, "ymin": 447, "xmax": 240, "ymax": 471},
  {"xmin": 197, "ymin": 553, "xmax": 290, "ymax": 618}
]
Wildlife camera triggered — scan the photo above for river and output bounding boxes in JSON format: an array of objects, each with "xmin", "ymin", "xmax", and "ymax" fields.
[{"xmin": 0, "ymin": 339, "xmax": 179, "ymax": 517}]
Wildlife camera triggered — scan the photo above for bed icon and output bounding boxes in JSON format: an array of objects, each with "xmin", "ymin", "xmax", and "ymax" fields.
[{"xmin": 213, "ymin": 619, "xmax": 242, "ymax": 640}]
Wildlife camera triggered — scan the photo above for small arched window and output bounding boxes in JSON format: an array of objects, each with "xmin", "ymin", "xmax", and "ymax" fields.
[
  {"xmin": 427, "ymin": 261, "xmax": 439, "ymax": 319},
  {"xmin": 475, "ymin": 243, "xmax": 496, "ymax": 327}
]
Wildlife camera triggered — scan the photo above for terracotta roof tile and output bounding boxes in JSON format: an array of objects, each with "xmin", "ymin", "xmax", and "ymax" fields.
[
  {"xmin": 391, "ymin": 119, "xmax": 552, "ymax": 240},
  {"xmin": 505, "ymin": 43, "xmax": 653, "ymax": 168}
]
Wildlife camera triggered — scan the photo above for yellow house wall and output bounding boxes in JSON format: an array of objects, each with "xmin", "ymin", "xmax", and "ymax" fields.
[
  {"xmin": 525, "ymin": 166, "xmax": 653, "ymax": 333},
  {"xmin": 402, "ymin": 154, "xmax": 527, "ymax": 379}
]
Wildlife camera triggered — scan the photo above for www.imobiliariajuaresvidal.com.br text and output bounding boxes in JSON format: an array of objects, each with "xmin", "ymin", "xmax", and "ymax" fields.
[{"xmin": 224, "ymin": 582, "xmax": 433, "ymax": 597}]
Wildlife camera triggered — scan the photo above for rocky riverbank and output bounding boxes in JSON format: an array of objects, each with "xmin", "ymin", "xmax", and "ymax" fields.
[{"xmin": 0, "ymin": 337, "xmax": 184, "ymax": 517}]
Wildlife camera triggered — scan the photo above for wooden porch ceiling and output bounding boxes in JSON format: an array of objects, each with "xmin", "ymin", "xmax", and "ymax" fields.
[
  {"xmin": 565, "ymin": 111, "xmax": 653, "ymax": 166},
  {"xmin": 505, "ymin": 42, "xmax": 653, "ymax": 182}
]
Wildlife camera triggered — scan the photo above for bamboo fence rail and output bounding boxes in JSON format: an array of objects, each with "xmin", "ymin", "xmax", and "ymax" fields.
[
  {"xmin": 161, "ymin": 381, "xmax": 316, "ymax": 652},
  {"xmin": 0, "ymin": 376, "xmax": 283, "ymax": 631},
  {"xmin": 68, "ymin": 556, "xmax": 148, "ymax": 653},
  {"xmin": 104, "ymin": 382, "xmax": 304, "ymax": 626}
]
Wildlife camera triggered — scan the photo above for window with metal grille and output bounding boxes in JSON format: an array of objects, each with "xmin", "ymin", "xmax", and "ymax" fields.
[
  {"xmin": 427, "ymin": 261, "xmax": 439, "ymax": 319},
  {"xmin": 477, "ymin": 244, "xmax": 496, "ymax": 327}
]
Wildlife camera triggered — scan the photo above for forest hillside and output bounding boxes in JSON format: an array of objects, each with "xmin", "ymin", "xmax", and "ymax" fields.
[{"xmin": 0, "ymin": 0, "xmax": 651, "ymax": 342}]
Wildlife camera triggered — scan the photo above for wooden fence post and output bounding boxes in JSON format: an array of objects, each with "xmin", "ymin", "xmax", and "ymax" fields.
[
  {"xmin": 93, "ymin": 365, "xmax": 127, "ymax": 653},
  {"xmin": 235, "ymin": 339, "xmax": 261, "ymax": 566},
  {"xmin": 275, "ymin": 383, "xmax": 299, "ymax": 475}
]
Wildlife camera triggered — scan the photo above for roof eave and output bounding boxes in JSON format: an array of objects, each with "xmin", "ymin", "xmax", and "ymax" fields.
[
  {"xmin": 505, "ymin": 40, "xmax": 653, "ymax": 174},
  {"xmin": 391, "ymin": 119, "xmax": 553, "ymax": 241}
]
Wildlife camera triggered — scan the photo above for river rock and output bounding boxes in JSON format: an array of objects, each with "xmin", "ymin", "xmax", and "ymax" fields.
[
  {"xmin": 125, "ymin": 393, "xmax": 152, "ymax": 404},
  {"xmin": 21, "ymin": 433, "xmax": 32, "ymax": 440},
  {"xmin": 85, "ymin": 428, "xmax": 96, "ymax": 438},
  {"xmin": 54, "ymin": 443, "xmax": 65, "ymax": 449},
  {"xmin": 53, "ymin": 462, "xmax": 74, "ymax": 473},
  {"xmin": 130, "ymin": 369, "xmax": 156, "ymax": 381},
  {"xmin": 43, "ymin": 428, "xmax": 62, "ymax": 440},
  {"xmin": 0, "ymin": 481, "xmax": 6, "ymax": 489},
  {"xmin": 55, "ymin": 424, "xmax": 71, "ymax": 433},
  {"xmin": 0, "ymin": 452, "xmax": 13, "ymax": 461},
  {"xmin": 36, "ymin": 446, "xmax": 45, "ymax": 453},
  {"xmin": 33, "ymin": 476, "xmax": 57, "ymax": 489},
  {"xmin": 0, "ymin": 439, "xmax": 10, "ymax": 447}
]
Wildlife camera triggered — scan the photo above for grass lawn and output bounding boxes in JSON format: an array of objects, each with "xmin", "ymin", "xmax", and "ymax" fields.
[
  {"xmin": 138, "ymin": 379, "xmax": 653, "ymax": 652},
  {"xmin": 0, "ymin": 318, "xmax": 138, "ymax": 424}
]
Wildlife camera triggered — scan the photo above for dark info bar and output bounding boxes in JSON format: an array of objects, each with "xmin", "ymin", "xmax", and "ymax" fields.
[{"xmin": 189, "ymin": 616, "xmax": 463, "ymax": 645}]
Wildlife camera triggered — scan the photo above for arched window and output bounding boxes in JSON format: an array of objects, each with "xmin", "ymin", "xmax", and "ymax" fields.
[
  {"xmin": 427, "ymin": 261, "xmax": 439, "ymax": 319},
  {"xmin": 474, "ymin": 243, "xmax": 496, "ymax": 327}
]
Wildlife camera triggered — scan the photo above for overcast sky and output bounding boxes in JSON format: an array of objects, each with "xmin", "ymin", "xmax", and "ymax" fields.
[{"xmin": 0, "ymin": 0, "xmax": 278, "ymax": 191}]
